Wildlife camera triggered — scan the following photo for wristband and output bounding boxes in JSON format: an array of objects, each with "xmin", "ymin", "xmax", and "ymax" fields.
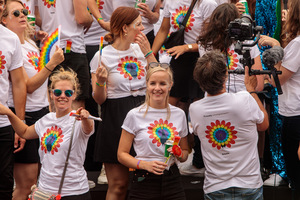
[
  {"xmin": 144, "ymin": 50, "xmax": 153, "ymax": 58},
  {"xmin": 44, "ymin": 65, "xmax": 53, "ymax": 72},
  {"xmin": 97, "ymin": 17, "xmax": 103, "ymax": 22},
  {"xmin": 96, "ymin": 82, "xmax": 106, "ymax": 87},
  {"xmin": 137, "ymin": 160, "xmax": 141, "ymax": 169},
  {"xmin": 249, "ymin": 91, "xmax": 256, "ymax": 94}
]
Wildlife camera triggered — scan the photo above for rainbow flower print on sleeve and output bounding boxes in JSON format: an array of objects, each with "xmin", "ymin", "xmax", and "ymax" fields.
[
  {"xmin": 147, "ymin": 119, "xmax": 179, "ymax": 147},
  {"xmin": 42, "ymin": 0, "xmax": 56, "ymax": 8},
  {"xmin": 41, "ymin": 126, "xmax": 64, "ymax": 155},
  {"xmin": 227, "ymin": 49, "xmax": 239, "ymax": 70},
  {"xmin": 97, "ymin": 0, "xmax": 104, "ymax": 11},
  {"xmin": 27, "ymin": 52, "xmax": 40, "ymax": 72},
  {"xmin": 117, "ymin": 56, "xmax": 145, "ymax": 80},
  {"xmin": 171, "ymin": 6, "xmax": 195, "ymax": 32},
  {"xmin": 0, "ymin": 51, "xmax": 6, "ymax": 74},
  {"xmin": 205, "ymin": 120, "xmax": 237, "ymax": 150}
]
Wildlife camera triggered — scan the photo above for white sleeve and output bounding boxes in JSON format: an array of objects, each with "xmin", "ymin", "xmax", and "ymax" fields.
[
  {"xmin": 90, "ymin": 51, "xmax": 100, "ymax": 74},
  {"xmin": 247, "ymin": 93, "xmax": 264, "ymax": 124},
  {"xmin": 162, "ymin": 0, "xmax": 171, "ymax": 18},
  {"xmin": 9, "ymin": 36, "xmax": 23, "ymax": 71},
  {"xmin": 121, "ymin": 109, "xmax": 136, "ymax": 135},
  {"xmin": 282, "ymin": 39, "xmax": 300, "ymax": 73}
]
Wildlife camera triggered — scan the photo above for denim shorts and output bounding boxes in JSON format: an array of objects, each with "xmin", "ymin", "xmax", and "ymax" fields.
[{"xmin": 204, "ymin": 186, "xmax": 263, "ymax": 200}]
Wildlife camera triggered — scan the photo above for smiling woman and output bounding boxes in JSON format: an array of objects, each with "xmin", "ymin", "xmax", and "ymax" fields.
[
  {"xmin": 0, "ymin": 1, "xmax": 65, "ymax": 199},
  {"xmin": 118, "ymin": 64, "xmax": 189, "ymax": 200}
]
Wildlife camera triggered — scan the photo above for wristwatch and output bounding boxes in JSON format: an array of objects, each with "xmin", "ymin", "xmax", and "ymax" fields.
[{"xmin": 187, "ymin": 44, "xmax": 193, "ymax": 50}]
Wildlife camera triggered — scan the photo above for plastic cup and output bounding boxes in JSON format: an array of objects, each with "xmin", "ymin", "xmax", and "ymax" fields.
[
  {"xmin": 164, "ymin": 140, "xmax": 174, "ymax": 157},
  {"xmin": 27, "ymin": 15, "xmax": 35, "ymax": 26}
]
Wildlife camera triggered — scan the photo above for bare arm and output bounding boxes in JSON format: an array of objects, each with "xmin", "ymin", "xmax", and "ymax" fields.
[
  {"xmin": 137, "ymin": 0, "xmax": 161, "ymax": 24},
  {"xmin": 118, "ymin": 129, "xmax": 167, "ymax": 175},
  {"xmin": 75, "ymin": 107, "xmax": 94, "ymax": 134},
  {"xmin": 73, "ymin": 0, "xmax": 93, "ymax": 27},
  {"xmin": 91, "ymin": 64, "xmax": 107, "ymax": 105},
  {"xmin": 26, "ymin": 47, "xmax": 64, "ymax": 93},
  {"xmin": 152, "ymin": 17, "xmax": 170, "ymax": 55},
  {"xmin": 0, "ymin": 104, "xmax": 38, "ymax": 140},
  {"xmin": 251, "ymin": 55, "xmax": 264, "ymax": 92},
  {"xmin": 34, "ymin": 6, "xmax": 42, "ymax": 28},
  {"xmin": 244, "ymin": 66, "xmax": 269, "ymax": 131},
  {"xmin": 87, "ymin": 0, "xmax": 110, "ymax": 31}
]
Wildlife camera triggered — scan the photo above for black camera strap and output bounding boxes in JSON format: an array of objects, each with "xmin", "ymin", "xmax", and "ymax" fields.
[
  {"xmin": 181, "ymin": 0, "xmax": 198, "ymax": 28},
  {"xmin": 283, "ymin": 0, "xmax": 288, "ymax": 10}
]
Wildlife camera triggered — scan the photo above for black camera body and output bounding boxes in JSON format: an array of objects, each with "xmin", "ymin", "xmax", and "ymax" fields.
[{"xmin": 228, "ymin": 14, "xmax": 263, "ymax": 42}]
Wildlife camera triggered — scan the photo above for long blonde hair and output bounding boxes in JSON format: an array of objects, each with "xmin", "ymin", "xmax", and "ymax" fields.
[{"xmin": 142, "ymin": 66, "xmax": 173, "ymax": 120}]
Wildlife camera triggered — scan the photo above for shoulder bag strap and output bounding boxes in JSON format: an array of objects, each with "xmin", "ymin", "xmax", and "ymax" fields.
[
  {"xmin": 181, "ymin": 0, "xmax": 198, "ymax": 28},
  {"xmin": 58, "ymin": 119, "xmax": 76, "ymax": 195}
]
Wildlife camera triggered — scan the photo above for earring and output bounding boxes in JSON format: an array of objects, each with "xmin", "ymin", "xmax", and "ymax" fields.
[{"xmin": 124, "ymin": 32, "xmax": 127, "ymax": 36}]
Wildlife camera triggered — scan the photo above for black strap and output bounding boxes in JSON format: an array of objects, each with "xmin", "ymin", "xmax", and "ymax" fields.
[
  {"xmin": 181, "ymin": 0, "xmax": 198, "ymax": 28},
  {"xmin": 58, "ymin": 119, "xmax": 76, "ymax": 195}
]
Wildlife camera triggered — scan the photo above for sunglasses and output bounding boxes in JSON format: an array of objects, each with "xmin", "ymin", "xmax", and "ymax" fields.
[
  {"xmin": 148, "ymin": 62, "xmax": 170, "ymax": 69},
  {"xmin": 52, "ymin": 89, "xmax": 74, "ymax": 97},
  {"xmin": 12, "ymin": 9, "xmax": 28, "ymax": 17}
]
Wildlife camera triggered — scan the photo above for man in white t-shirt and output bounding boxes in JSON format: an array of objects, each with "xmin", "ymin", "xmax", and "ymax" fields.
[
  {"xmin": 189, "ymin": 51, "xmax": 269, "ymax": 199},
  {"xmin": 0, "ymin": 1, "xmax": 26, "ymax": 199}
]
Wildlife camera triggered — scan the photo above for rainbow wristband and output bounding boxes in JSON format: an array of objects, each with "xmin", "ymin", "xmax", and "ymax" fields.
[
  {"xmin": 97, "ymin": 17, "xmax": 103, "ymax": 22},
  {"xmin": 144, "ymin": 50, "xmax": 153, "ymax": 58},
  {"xmin": 96, "ymin": 82, "xmax": 106, "ymax": 87},
  {"xmin": 137, "ymin": 160, "xmax": 141, "ymax": 169}
]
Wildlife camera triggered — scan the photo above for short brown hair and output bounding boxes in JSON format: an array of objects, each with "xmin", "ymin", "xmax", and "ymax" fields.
[
  {"xmin": 104, "ymin": 7, "xmax": 139, "ymax": 43},
  {"xmin": 193, "ymin": 51, "xmax": 227, "ymax": 95}
]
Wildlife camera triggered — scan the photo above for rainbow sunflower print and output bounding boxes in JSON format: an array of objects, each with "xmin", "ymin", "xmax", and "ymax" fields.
[
  {"xmin": 27, "ymin": 52, "xmax": 40, "ymax": 72},
  {"xmin": 42, "ymin": 0, "xmax": 56, "ymax": 8},
  {"xmin": 41, "ymin": 126, "xmax": 64, "ymax": 155},
  {"xmin": 227, "ymin": 49, "xmax": 239, "ymax": 70},
  {"xmin": 147, "ymin": 119, "xmax": 179, "ymax": 147},
  {"xmin": 117, "ymin": 56, "xmax": 145, "ymax": 80},
  {"xmin": 171, "ymin": 6, "xmax": 195, "ymax": 32},
  {"xmin": 0, "ymin": 51, "xmax": 6, "ymax": 74},
  {"xmin": 205, "ymin": 120, "xmax": 237, "ymax": 150}
]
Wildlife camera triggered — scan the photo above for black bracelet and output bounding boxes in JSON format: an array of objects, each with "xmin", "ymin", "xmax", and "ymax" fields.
[
  {"xmin": 249, "ymin": 91, "xmax": 257, "ymax": 94},
  {"xmin": 44, "ymin": 65, "xmax": 52, "ymax": 72}
]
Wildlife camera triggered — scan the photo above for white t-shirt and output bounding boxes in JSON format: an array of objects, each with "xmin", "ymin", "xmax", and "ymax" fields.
[
  {"xmin": 35, "ymin": 111, "xmax": 94, "ymax": 196},
  {"xmin": 84, "ymin": 0, "xmax": 113, "ymax": 46},
  {"xmin": 199, "ymin": 43, "xmax": 260, "ymax": 93},
  {"xmin": 215, "ymin": 0, "xmax": 229, "ymax": 5},
  {"xmin": 122, "ymin": 104, "xmax": 188, "ymax": 165},
  {"xmin": 279, "ymin": 35, "xmax": 300, "ymax": 117},
  {"xmin": 189, "ymin": 92, "xmax": 264, "ymax": 194},
  {"xmin": 8, "ymin": 41, "xmax": 49, "ymax": 112},
  {"xmin": 34, "ymin": 0, "xmax": 56, "ymax": 37},
  {"xmin": 21, "ymin": 0, "xmax": 35, "ymax": 15},
  {"xmin": 163, "ymin": 0, "xmax": 217, "ymax": 45},
  {"xmin": 113, "ymin": 0, "xmax": 159, "ymax": 35},
  {"xmin": 0, "ymin": 25, "xmax": 23, "ymax": 127},
  {"xmin": 90, "ymin": 43, "xmax": 147, "ymax": 99}
]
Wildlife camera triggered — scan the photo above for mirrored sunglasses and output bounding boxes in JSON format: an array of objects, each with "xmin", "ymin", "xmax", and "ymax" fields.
[
  {"xmin": 52, "ymin": 89, "xmax": 74, "ymax": 97},
  {"xmin": 12, "ymin": 9, "xmax": 28, "ymax": 17},
  {"xmin": 148, "ymin": 62, "xmax": 170, "ymax": 69}
]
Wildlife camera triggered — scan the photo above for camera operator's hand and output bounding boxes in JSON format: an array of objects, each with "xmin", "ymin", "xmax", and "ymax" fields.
[
  {"xmin": 258, "ymin": 35, "xmax": 280, "ymax": 48},
  {"xmin": 244, "ymin": 66, "xmax": 257, "ymax": 92}
]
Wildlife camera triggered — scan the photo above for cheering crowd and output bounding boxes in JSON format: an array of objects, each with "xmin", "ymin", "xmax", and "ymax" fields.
[{"xmin": 0, "ymin": 0, "xmax": 299, "ymax": 199}]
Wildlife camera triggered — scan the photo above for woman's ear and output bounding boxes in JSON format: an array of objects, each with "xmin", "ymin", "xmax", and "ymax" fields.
[
  {"xmin": 122, "ymin": 24, "xmax": 128, "ymax": 36},
  {"xmin": 1, "ymin": 17, "xmax": 7, "ymax": 26}
]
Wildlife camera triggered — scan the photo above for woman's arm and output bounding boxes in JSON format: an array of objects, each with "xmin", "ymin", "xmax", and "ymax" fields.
[
  {"xmin": 174, "ymin": 136, "xmax": 189, "ymax": 162},
  {"xmin": 118, "ymin": 129, "xmax": 167, "ymax": 175},
  {"xmin": 135, "ymin": 32, "xmax": 157, "ymax": 67},
  {"xmin": 137, "ymin": 0, "xmax": 161, "ymax": 24},
  {"xmin": 87, "ymin": 0, "xmax": 110, "ymax": 31},
  {"xmin": 152, "ymin": 17, "xmax": 171, "ymax": 55},
  {"xmin": 26, "ymin": 46, "xmax": 64, "ymax": 93},
  {"xmin": 251, "ymin": 55, "xmax": 264, "ymax": 92},
  {"xmin": 0, "ymin": 104, "xmax": 38, "ymax": 140},
  {"xmin": 167, "ymin": 43, "xmax": 198, "ymax": 59},
  {"xmin": 75, "ymin": 107, "xmax": 94, "ymax": 135},
  {"xmin": 91, "ymin": 64, "xmax": 107, "ymax": 105}
]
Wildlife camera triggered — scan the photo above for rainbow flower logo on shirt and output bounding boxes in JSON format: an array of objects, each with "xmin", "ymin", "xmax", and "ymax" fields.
[
  {"xmin": 117, "ymin": 56, "xmax": 145, "ymax": 80},
  {"xmin": 205, "ymin": 120, "xmax": 237, "ymax": 150},
  {"xmin": 97, "ymin": 0, "xmax": 104, "ymax": 11},
  {"xmin": 147, "ymin": 119, "xmax": 179, "ymax": 147},
  {"xmin": 23, "ymin": 3, "xmax": 31, "ymax": 15},
  {"xmin": 227, "ymin": 49, "xmax": 239, "ymax": 70},
  {"xmin": 42, "ymin": 0, "xmax": 56, "ymax": 8},
  {"xmin": 0, "ymin": 51, "xmax": 6, "ymax": 74},
  {"xmin": 41, "ymin": 126, "xmax": 64, "ymax": 155},
  {"xmin": 27, "ymin": 52, "xmax": 40, "ymax": 72},
  {"xmin": 171, "ymin": 6, "xmax": 195, "ymax": 32}
]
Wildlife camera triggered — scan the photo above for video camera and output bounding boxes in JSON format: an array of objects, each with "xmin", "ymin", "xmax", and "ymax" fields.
[{"xmin": 227, "ymin": 14, "xmax": 283, "ymax": 94}]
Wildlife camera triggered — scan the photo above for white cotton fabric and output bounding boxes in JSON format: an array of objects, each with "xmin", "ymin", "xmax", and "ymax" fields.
[
  {"xmin": 189, "ymin": 92, "xmax": 264, "ymax": 194},
  {"xmin": 35, "ymin": 111, "xmax": 94, "ymax": 196},
  {"xmin": 0, "ymin": 25, "xmax": 23, "ymax": 127}
]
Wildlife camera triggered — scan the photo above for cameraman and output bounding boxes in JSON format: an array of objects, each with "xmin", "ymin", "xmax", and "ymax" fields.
[
  {"xmin": 197, "ymin": 3, "xmax": 264, "ymax": 93},
  {"xmin": 258, "ymin": 0, "xmax": 300, "ymax": 193},
  {"xmin": 189, "ymin": 50, "xmax": 268, "ymax": 199}
]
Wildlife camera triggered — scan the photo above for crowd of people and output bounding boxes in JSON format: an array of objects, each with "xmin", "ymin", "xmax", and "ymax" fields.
[{"xmin": 0, "ymin": 0, "xmax": 299, "ymax": 199}]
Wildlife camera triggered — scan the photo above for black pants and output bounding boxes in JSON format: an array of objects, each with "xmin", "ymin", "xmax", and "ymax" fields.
[{"xmin": 0, "ymin": 126, "xmax": 14, "ymax": 200}]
